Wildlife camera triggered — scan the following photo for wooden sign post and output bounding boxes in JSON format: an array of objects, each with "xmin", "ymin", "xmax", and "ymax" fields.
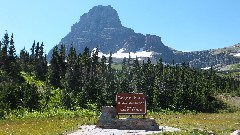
[{"xmin": 116, "ymin": 93, "xmax": 146, "ymax": 118}]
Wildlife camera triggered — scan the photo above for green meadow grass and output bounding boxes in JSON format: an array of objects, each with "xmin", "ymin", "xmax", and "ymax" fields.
[
  {"xmin": 112, "ymin": 63, "xmax": 123, "ymax": 70},
  {"xmin": 0, "ymin": 117, "xmax": 97, "ymax": 135},
  {"xmin": 0, "ymin": 109, "xmax": 98, "ymax": 135},
  {"xmin": 0, "ymin": 109, "xmax": 239, "ymax": 135},
  {"xmin": 150, "ymin": 110, "xmax": 240, "ymax": 134}
]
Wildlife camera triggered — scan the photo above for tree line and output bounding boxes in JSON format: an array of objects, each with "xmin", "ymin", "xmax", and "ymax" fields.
[{"xmin": 0, "ymin": 31, "xmax": 240, "ymax": 117}]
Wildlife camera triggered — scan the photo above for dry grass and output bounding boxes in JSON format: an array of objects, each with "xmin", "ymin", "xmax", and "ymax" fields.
[
  {"xmin": 0, "ymin": 107, "xmax": 239, "ymax": 135},
  {"xmin": 150, "ymin": 110, "xmax": 240, "ymax": 134},
  {"xmin": 0, "ymin": 116, "xmax": 98, "ymax": 135}
]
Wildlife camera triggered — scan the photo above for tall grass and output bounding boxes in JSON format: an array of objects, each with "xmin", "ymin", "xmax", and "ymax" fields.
[
  {"xmin": 0, "ymin": 108, "xmax": 99, "ymax": 135},
  {"xmin": 150, "ymin": 110, "xmax": 240, "ymax": 134},
  {"xmin": 3, "ymin": 108, "xmax": 98, "ymax": 120},
  {"xmin": 0, "ymin": 108, "xmax": 239, "ymax": 135}
]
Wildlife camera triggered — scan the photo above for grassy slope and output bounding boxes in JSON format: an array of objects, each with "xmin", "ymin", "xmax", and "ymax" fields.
[
  {"xmin": 0, "ymin": 116, "xmax": 97, "ymax": 135},
  {"xmin": 152, "ymin": 111, "xmax": 240, "ymax": 134},
  {"xmin": 1, "ymin": 69, "xmax": 239, "ymax": 134},
  {"xmin": 0, "ymin": 109, "xmax": 99, "ymax": 135},
  {"xmin": 0, "ymin": 109, "xmax": 239, "ymax": 135},
  {"xmin": 112, "ymin": 63, "xmax": 122, "ymax": 70}
]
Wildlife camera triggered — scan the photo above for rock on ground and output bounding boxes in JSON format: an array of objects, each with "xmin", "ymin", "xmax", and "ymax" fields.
[
  {"xmin": 68, "ymin": 125, "xmax": 180, "ymax": 135},
  {"xmin": 231, "ymin": 130, "xmax": 240, "ymax": 135}
]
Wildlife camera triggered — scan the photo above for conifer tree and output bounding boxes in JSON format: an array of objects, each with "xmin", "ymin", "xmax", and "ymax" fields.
[
  {"xmin": 82, "ymin": 47, "xmax": 91, "ymax": 81},
  {"xmin": 122, "ymin": 57, "xmax": 127, "ymax": 71},
  {"xmin": 62, "ymin": 46, "xmax": 83, "ymax": 109},
  {"xmin": 130, "ymin": 57, "xmax": 141, "ymax": 92},
  {"xmin": 34, "ymin": 42, "xmax": 47, "ymax": 81},
  {"xmin": 48, "ymin": 46, "xmax": 60, "ymax": 88},
  {"xmin": 0, "ymin": 32, "xmax": 9, "ymax": 71},
  {"xmin": 8, "ymin": 33, "xmax": 20, "ymax": 78},
  {"xmin": 153, "ymin": 58, "xmax": 164, "ymax": 109},
  {"xmin": 0, "ymin": 41, "xmax": 2, "ymax": 66},
  {"xmin": 0, "ymin": 41, "xmax": 2, "ymax": 52},
  {"xmin": 91, "ymin": 47, "xmax": 99, "ymax": 77},
  {"xmin": 107, "ymin": 52, "xmax": 113, "ymax": 74},
  {"xmin": 30, "ymin": 40, "xmax": 35, "ymax": 60},
  {"xmin": 21, "ymin": 83, "xmax": 40, "ymax": 111},
  {"xmin": 98, "ymin": 55, "xmax": 108, "ymax": 104},
  {"xmin": 35, "ymin": 42, "xmax": 40, "ymax": 60},
  {"xmin": 19, "ymin": 47, "xmax": 30, "ymax": 72},
  {"xmin": 144, "ymin": 58, "xmax": 155, "ymax": 108},
  {"xmin": 29, "ymin": 40, "xmax": 36, "ymax": 73},
  {"xmin": 58, "ymin": 44, "xmax": 66, "ymax": 80}
]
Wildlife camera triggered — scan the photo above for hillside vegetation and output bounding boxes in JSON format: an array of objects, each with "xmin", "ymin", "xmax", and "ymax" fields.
[
  {"xmin": 1, "ymin": 31, "xmax": 240, "ymax": 134},
  {"xmin": 1, "ymin": 31, "xmax": 240, "ymax": 116}
]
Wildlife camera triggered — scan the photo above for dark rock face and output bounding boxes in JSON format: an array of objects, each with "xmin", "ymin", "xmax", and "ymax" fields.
[
  {"xmin": 59, "ymin": 5, "xmax": 137, "ymax": 54},
  {"xmin": 48, "ymin": 5, "xmax": 171, "ymax": 59},
  {"xmin": 47, "ymin": 5, "xmax": 240, "ymax": 68},
  {"xmin": 79, "ymin": 5, "xmax": 122, "ymax": 31}
]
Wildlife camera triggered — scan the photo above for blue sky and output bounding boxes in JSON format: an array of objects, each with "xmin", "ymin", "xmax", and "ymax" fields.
[{"xmin": 0, "ymin": 0, "xmax": 240, "ymax": 53}]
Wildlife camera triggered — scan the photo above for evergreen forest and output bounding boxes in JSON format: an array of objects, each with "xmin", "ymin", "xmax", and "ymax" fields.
[{"xmin": 1, "ymin": 31, "xmax": 240, "ymax": 118}]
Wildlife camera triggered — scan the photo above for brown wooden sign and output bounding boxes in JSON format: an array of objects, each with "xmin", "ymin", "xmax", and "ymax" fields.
[{"xmin": 116, "ymin": 93, "xmax": 146, "ymax": 115}]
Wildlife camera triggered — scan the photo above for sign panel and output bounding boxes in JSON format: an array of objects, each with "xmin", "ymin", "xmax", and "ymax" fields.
[{"xmin": 116, "ymin": 93, "xmax": 146, "ymax": 115}]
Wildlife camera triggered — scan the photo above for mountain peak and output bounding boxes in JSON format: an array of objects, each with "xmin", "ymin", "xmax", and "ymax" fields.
[
  {"xmin": 79, "ymin": 5, "xmax": 122, "ymax": 31},
  {"xmin": 49, "ymin": 5, "xmax": 167, "ymax": 61},
  {"xmin": 48, "ymin": 5, "xmax": 240, "ymax": 69}
]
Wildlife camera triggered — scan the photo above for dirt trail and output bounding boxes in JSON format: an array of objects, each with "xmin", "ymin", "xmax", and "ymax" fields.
[{"xmin": 68, "ymin": 125, "xmax": 180, "ymax": 135}]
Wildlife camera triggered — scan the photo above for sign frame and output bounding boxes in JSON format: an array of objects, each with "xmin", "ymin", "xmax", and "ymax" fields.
[{"xmin": 116, "ymin": 93, "xmax": 147, "ymax": 115}]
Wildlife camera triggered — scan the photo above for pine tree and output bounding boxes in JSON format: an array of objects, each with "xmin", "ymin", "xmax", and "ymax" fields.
[
  {"xmin": 34, "ymin": 42, "xmax": 47, "ymax": 81},
  {"xmin": 19, "ymin": 47, "xmax": 30, "ymax": 72},
  {"xmin": 30, "ymin": 40, "xmax": 35, "ymax": 60},
  {"xmin": 91, "ymin": 47, "xmax": 99, "ymax": 77},
  {"xmin": 82, "ymin": 47, "xmax": 91, "ymax": 82},
  {"xmin": 122, "ymin": 57, "xmax": 127, "ymax": 71},
  {"xmin": 8, "ymin": 33, "xmax": 20, "ymax": 78},
  {"xmin": 62, "ymin": 46, "xmax": 82, "ymax": 109},
  {"xmin": 58, "ymin": 44, "xmax": 66, "ymax": 80},
  {"xmin": 35, "ymin": 42, "xmax": 40, "ymax": 60},
  {"xmin": 48, "ymin": 46, "xmax": 60, "ymax": 88},
  {"xmin": 143, "ymin": 58, "xmax": 155, "ymax": 109},
  {"xmin": 153, "ymin": 58, "xmax": 164, "ymax": 109},
  {"xmin": 108, "ymin": 52, "xmax": 113, "ymax": 74},
  {"xmin": 98, "ymin": 55, "xmax": 108, "ymax": 105},
  {"xmin": 0, "ymin": 41, "xmax": 2, "ymax": 53},
  {"xmin": 21, "ymin": 83, "xmax": 40, "ymax": 111},
  {"xmin": 29, "ymin": 40, "xmax": 36, "ymax": 73},
  {"xmin": 90, "ymin": 47, "xmax": 105, "ymax": 108},
  {"xmin": 130, "ymin": 57, "xmax": 141, "ymax": 93},
  {"xmin": 0, "ymin": 41, "xmax": 2, "ymax": 66},
  {"xmin": 0, "ymin": 32, "xmax": 9, "ymax": 71}
]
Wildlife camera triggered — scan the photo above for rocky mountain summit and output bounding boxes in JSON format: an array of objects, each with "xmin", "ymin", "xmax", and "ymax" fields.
[
  {"xmin": 48, "ymin": 5, "xmax": 240, "ymax": 68},
  {"xmin": 48, "ymin": 5, "xmax": 173, "ymax": 61}
]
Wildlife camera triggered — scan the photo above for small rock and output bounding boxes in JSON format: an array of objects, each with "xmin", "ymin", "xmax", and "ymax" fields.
[
  {"xmin": 231, "ymin": 130, "xmax": 240, "ymax": 135},
  {"xmin": 207, "ymin": 130, "xmax": 214, "ymax": 135}
]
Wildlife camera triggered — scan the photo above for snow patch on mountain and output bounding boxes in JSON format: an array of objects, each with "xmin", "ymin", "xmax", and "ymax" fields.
[
  {"xmin": 92, "ymin": 48, "xmax": 153, "ymax": 59},
  {"xmin": 201, "ymin": 67, "xmax": 212, "ymax": 70},
  {"xmin": 234, "ymin": 53, "xmax": 240, "ymax": 57}
]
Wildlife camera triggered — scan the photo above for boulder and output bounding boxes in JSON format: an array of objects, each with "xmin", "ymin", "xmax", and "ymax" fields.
[
  {"xmin": 96, "ymin": 106, "xmax": 159, "ymax": 131},
  {"xmin": 96, "ymin": 106, "xmax": 116, "ymax": 128},
  {"xmin": 231, "ymin": 130, "xmax": 240, "ymax": 135}
]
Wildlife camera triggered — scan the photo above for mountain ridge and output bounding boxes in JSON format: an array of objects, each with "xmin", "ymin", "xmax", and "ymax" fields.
[{"xmin": 47, "ymin": 5, "xmax": 240, "ymax": 68}]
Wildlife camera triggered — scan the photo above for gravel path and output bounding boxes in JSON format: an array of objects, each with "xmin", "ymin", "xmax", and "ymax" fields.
[{"xmin": 68, "ymin": 125, "xmax": 180, "ymax": 135}]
